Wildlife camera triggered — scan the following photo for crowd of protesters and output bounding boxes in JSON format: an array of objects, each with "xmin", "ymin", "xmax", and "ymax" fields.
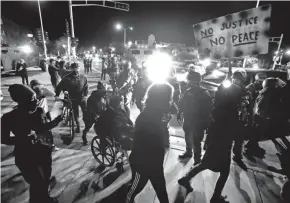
[{"xmin": 1, "ymin": 54, "xmax": 290, "ymax": 203}]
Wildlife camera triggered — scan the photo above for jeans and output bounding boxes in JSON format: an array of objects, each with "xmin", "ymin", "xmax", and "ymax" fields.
[
  {"xmin": 71, "ymin": 98, "xmax": 87, "ymax": 128},
  {"xmin": 20, "ymin": 71, "xmax": 29, "ymax": 85},
  {"xmin": 184, "ymin": 125, "xmax": 205, "ymax": 162},
  {"xmin": 101, "ymin": 68, "xmax": 106, "ymax": 80},
  {"xmin": 184, "ymin": 161, "xmax": 230, "ymax": 197}
]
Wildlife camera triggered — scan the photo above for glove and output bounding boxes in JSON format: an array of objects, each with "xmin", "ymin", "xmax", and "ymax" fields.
[{"xmin": 54, "ymin": 115, "xmax": 63, "ymax": 123}]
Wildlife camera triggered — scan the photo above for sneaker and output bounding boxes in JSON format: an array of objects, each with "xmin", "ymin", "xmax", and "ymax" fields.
[
  {"xmin": 179, "ymin": 152, "xmax": 192, "ymax": 159},
  {"xmin": 178, "ymin": 177, "xmax": 193, "ymax": 192},
  {"xmin": 210, "ymin": 194, "xmax": 229, "ymax": 203}
]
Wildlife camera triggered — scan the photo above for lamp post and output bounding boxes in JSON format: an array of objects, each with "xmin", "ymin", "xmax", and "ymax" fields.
[
  {"xmin": 115, "ymin": 23, "xmax": 133, "ymax": 47},
  {"xmin": 37, "ymin": 0, "xmax": 47, "ymax": 59}
]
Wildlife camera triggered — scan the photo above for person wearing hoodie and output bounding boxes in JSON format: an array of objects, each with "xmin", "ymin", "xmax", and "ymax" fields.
[
  {"xmin": 177, "ymin": 71, "xmax": 213, "ymax": 165},
  {"xmin": 1, "ymin": 84, "xmax": 62, "ymax": 203},
  {"xmin": 82, "ymin": 81, "xmax": 107, "ymax": 145},
  {"xmin": 125, "ymin": 83, "xmax": 173, "ymax": 203}
]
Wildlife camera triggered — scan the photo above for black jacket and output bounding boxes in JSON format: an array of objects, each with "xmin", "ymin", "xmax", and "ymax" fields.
[
  {"xmin": 16, "ymin": 62, "xmax": 27, "ymax": 73},
  {"xmin": 129, "ymin": 108, "xmax": 166, "ymax": 174},
  {"xmin": 55, "ymin": 72, "xmax": 88, "ymax": 100},
  {"xmin": 179, "ymin": 85, "xmax": 213, "ymax": 128}
]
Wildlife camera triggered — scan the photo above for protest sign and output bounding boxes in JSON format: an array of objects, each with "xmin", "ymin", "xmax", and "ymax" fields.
[{"xmin": 193, "ymin": 5, "xmax": 272, "ymax": 59}]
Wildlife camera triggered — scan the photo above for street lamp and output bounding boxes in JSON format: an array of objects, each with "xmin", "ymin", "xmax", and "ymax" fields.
[
  {"xmin": 115, "ymin": 23, "xmax": 133, "ymax": 47},
  {"xmin": 128, "ymin": 41, "xmax": 133, "ymax": 47}
]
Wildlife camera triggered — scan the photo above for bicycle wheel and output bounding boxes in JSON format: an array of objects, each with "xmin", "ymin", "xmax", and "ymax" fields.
[
  {"xmin": 91, "ymin": 136, "xmax": 115, "ymax": 167},
  {"xmin": 68, "ymin": 109, "xmax": 75, "ymax": 142}
]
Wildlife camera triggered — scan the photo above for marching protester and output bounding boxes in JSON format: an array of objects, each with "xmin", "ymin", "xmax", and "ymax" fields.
[
  {"xmin": 55, "ymin": 62, "xmax": 88, "ymax": 133},
  {"xmin": 116, "ymin": 60, "xmax": 134, "ymax": 116},
  {"xmin": 48, "ymin": 59, "xmax": 60, "ymax": 90},
  {"xmin": 1, "ymin": 84, "xmax": 62, "ymax": 203},
  {"xmin": 82, "ymin": 81, "xmax": 107, "ymax": 145},
  {"xmin": 177, "ymin": 71, "xmax": 213, "ymax": 165},
  {"xmin": 125, "ymin": 83, "xmax": 173, "ymax": 203},
  {"xmin": 178, "ymin": 79, "xmax": 246, "ymax": 203},
  {"xmin": 16, "ymin": 58, "xmax": 29, "ymax": 85},
  {"xmin": 101, "ymin": 56, "xmax": 107, "ymax": 80}
]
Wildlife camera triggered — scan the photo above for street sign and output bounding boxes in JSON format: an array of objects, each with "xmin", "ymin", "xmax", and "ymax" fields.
[
  {"xmin": 193, "ymin": 5, "xmax": 272, "ymax": 59},
  {"xmin": 115, "ymin": 1, "xmax": 129, "ymax": 12}
]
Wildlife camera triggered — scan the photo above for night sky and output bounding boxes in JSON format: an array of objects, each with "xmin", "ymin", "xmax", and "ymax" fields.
[{"xmin": 2, "ymin": 1, "xmax": 290, "ymax": 50}]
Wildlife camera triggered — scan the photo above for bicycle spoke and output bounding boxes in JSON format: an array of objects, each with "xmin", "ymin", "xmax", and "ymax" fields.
[
  {"xmin": 104, "ymin": 155, "xmax": 110, "ymax": 163},
  {"xmin": 95, "ymin": 152, "xmax": 101, "ymax": 157},
  {"xmin": 93, "ymin": 146, "xmax": 100, "ymax": 151}
]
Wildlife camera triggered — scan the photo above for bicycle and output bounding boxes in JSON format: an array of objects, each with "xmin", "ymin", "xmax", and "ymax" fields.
[{"xmin": 59, "ymin": 91, "xmax": 75, "ymax": 143}]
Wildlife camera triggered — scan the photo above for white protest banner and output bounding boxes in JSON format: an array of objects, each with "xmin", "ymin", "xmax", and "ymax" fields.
[{"xmin": 193, "ymin": 5, "xmax": 271, "ymax": 59}]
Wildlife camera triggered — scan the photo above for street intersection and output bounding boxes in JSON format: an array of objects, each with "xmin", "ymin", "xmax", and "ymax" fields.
[{"xmin": 1, "ymin": 61, "xmax": 289, "ymax": 203}]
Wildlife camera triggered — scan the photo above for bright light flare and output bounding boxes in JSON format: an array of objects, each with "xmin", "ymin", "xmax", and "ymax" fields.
[
  {"xmin": 199, "ymin": 58, "xmax": 211, "ymax": 67},
  {"xmin": 222, "ymin": 80, "xmax": 232, "ymax": 88},
  {"xmin": 286, "ymin": 49, "xmax": 290, "ymax": 55},
  {"xmin": 145, "ymin": 52, "xmax": 173, "ymax": 83},
  {"xmin": 128, "ymin": 41, "xmax": 133, "ymax": 47},
  {"xmin": 176, "ymin": 72, "xmax": 188, "ymax": 82},
  {"xmin": 217, "ymin": 63, "xmax": 221, "ymax": 67},
  {"xmin": 116, "ymin": 24, "xmax": 122, "ymax": 30},
  {"xmin": 20, "ymin": 45, "xmax": 32, "ymax": 54}
]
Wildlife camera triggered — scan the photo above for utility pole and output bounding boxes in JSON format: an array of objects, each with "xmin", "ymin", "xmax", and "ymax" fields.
[
  {"xmin": 68, "ymin": 0, "xmax": 76, "ymax": 59},
  {"xmin": 37, "ymin": 0, "xmax": 47, "ymax": 59},
  {"xmin": 124, "ymin": 29, "xmax": 127, "ymax": 47},
  {"xmin": 68, "ymin": 0, "xmax": 130, "ymax": 58}
]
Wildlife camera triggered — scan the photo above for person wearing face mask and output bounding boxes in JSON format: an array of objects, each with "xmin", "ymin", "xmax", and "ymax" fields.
[
  {"xmin": 1, "ymin": 84, "xmax": 62, "ymax": 203},
  {"xmin": 55, "ymin": 63, "xmax": 88, "ymax": 133}
]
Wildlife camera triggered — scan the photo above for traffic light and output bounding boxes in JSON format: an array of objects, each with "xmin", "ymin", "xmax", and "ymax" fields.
[
  {"xmin": 115, "ymin": 2, "xmax": 129, "ymax": 11},
  {"xmin": 71, "ymin": 37, "xmax": 79, "ymax": 47}
]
